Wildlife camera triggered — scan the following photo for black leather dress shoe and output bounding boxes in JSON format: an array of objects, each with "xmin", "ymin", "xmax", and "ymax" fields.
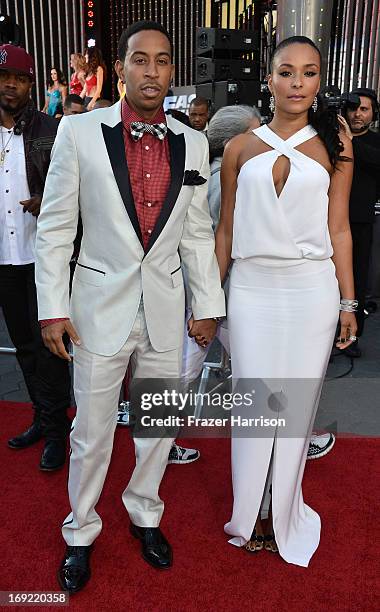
[
  {"xmin": 58, "ymin": 545, "xmax": 92, "ymax": 593},
  {"xmin": 39, "ymin": 439, "xmax": 66, "ymax": 471},
  {"xmin": 130, "ymin": 524, "xmax": 172, "ymax": 569},
  {"xmin": 8, "ymin": 422, "xmax": 43, "ymax": 449}
]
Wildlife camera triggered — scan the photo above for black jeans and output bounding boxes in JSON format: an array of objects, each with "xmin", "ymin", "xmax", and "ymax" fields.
[
  {"xmin": 0, "ymin": 264, "xmax": 71, "ymax": 439},
  {"xmin": 351, "ymin": 222, "xmax": 374, "ymax": 337}
]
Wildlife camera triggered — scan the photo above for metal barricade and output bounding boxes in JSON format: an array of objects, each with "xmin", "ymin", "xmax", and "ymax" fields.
[{"xmin": 194, "ymin": 346, "xmax": 231, "ymax": 419}]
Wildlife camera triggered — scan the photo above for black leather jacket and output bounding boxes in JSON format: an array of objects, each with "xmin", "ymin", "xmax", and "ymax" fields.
[{"xmin": 14, "ymin": 99, "xmax": 59, "ymax": 201}]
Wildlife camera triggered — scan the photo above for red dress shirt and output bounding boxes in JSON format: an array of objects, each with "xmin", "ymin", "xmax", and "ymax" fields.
[
  {"xmin": 121, "ymin": 100, "xmax": 171, "ymax": 249},
  {"xmin": 40, "ymin": 100, "xmax": 171, "ymax": 328}
]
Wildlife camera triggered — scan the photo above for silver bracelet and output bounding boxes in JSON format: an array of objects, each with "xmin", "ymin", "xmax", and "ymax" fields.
[{"xmin": 339, "ymin": 298, "xmax": 358, "ymax": 312}]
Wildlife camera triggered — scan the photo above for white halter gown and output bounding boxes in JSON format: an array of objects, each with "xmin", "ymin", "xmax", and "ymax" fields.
[{"xmin": 224, "ymin": 124, "xmax": 340, "ymax": 567}]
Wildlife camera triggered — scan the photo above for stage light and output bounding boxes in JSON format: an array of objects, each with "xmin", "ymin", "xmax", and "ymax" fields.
[
  {"xmin": 87, "ymin": 38, "xmax": 96, "ymax": 47},
  {"xmin": 85, "ymin": 1, "xmax": 99, "ymax": 44}
]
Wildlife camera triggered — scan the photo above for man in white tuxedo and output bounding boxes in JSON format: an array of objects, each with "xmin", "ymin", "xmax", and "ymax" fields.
[{"xmin": 35, "ymin": 21, "xmax": 225, "ymax": 593}]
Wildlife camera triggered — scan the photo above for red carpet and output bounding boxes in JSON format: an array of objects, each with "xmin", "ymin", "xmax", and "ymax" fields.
[{"xmin": 1, "ymin": 401, "xmax": 379, "ymax": 611}]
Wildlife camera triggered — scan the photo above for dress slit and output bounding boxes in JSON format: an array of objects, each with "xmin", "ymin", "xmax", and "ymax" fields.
[{"xmin": 224, "ymin": 124, "xmax": 339, "ymax": 567}]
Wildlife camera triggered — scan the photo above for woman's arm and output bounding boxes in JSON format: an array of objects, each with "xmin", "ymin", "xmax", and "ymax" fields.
[
  {"xmin": 329, "ymin": 135, "xmax": 354, "ymax": 298},
  {"xmin": 61, "ymin": 85, "xmax": 67, "ymax": 106},
  {"xmin": 87, "ymin": 66, "xmax": 104, "ymax": 110},
  {"xmin": 78, "ymin": 70, "xmax": 86, "ymax": 87},
  {"xmin": 79, "ymin": 82, "xmax": 86, "ymax": 99},
  {"xmin": 328, "ymin": 133, "xmax": 357, "ymax": 347},
  {"xmin": 42, "ymin": 93, "xmax": 49, "ymax": 113},
  {"xmin": 215, "ymin": 137, "xmax": 241, "ymax": 282}
]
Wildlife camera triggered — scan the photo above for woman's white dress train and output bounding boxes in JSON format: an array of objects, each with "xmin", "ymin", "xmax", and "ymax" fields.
[{"xmin": 224, "ymin": 125, "xmax": 340, "ymax": 567}]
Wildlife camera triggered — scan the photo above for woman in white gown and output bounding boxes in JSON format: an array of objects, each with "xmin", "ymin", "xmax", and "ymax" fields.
[{"xmin": 215, "ymin": 36, "xmax": 357, "ymax": 567}]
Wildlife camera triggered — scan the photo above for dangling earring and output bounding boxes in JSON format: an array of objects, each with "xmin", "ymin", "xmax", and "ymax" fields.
[
  {"xmin": 312, "ymin": 95, "xmax": 318, "ymax": 112},
  {"xmin": 269, "ymin": 95, "xmax": 275, "ymax": 113}
]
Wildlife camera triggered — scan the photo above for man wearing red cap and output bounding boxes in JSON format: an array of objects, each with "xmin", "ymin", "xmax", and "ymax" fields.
[{"xmin": 0, "ymin": 44, "xmax": 71, "ymax": 469}]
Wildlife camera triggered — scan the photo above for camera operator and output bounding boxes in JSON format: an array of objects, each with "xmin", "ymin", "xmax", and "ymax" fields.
[{"xmin": 342, "ymin": 88, "xmax": 380, "ymax": 357}]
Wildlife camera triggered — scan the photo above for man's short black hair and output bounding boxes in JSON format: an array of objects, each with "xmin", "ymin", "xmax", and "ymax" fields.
[
  {"xmin": 351, "ymin": 87, "xmax": 379, "ymax": 119},
  {"xmin": 64, "ymin": 93, "xmax": 84, "ymax": 108},
  {"xmin": 118, "ymin": 21, "xmax": 173, "ymax": 63},
  {"xmin": 190, "ymin": 96, "xmax": 209, "ymax": 109}
]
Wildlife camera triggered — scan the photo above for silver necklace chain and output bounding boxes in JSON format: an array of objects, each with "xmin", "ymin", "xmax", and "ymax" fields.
[{"xmin": 0, "ymin": 126, "xmax": 14, "ymax": 166}]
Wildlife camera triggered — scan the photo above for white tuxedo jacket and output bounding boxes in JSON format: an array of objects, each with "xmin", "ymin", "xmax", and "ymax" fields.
[{"xmin": 35, "ymin": 102, "xmax": 225, "ymax": 356}]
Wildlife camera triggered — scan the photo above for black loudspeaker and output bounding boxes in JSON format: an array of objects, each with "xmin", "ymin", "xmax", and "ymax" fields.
[
  {"xmin": 196, "ymin": 57, "xmax": 260, "ymax": 84},
  {"xmin": 0, "ymin": 15, "xmax": 21, "ymax": 45},
  {"xmin": 196, "ymin": 80, "xmax": 271, "ymax": 118},
  {"xmin": 196, "ymin": 27, "xmax": 260, "ymax": 54}
]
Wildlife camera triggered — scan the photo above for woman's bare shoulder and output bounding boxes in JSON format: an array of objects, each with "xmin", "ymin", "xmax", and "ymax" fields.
[
  {"xmin": 224, "ymin": 132, "xmax": 251, "ymax": 151},
  {"xmin": 225, "ymin": 132, "xmax": 266, "ymax": 156},
  {"xmin": 236, "ymin": 132, "xmax": 272, "ymax": 171}
]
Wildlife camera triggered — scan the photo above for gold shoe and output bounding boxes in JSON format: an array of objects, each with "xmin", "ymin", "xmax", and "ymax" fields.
[
  {"xmin": 244, "ymin": 529, "xmax": 264, "ymax": 553},
  {"xmin": 264, "ymin": 534, "xmax": 278, "ymax": 553}
]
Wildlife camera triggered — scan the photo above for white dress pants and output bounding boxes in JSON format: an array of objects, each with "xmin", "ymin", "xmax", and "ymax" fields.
[{"xmin": 62, "ymin": 301, "xmax": 182, "ymax": 546}]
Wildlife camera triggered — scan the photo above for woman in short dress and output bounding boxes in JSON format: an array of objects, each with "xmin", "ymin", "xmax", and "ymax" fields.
[
  {"xmin": 43, "ymin": 67, "xmax": 67, "ymax": 117},
  {"xmin": 69, "ymin": 53, "xmax": 86, "ymax": 96},
  {"xmin": 80, "ymin": 47, "xmax": 105, "ymax": 110}
]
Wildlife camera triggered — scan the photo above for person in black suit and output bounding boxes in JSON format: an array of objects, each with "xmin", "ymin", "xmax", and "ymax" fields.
[{"xmin": 344, "ymin": 88, "xmax": 380, "ymax": 357}]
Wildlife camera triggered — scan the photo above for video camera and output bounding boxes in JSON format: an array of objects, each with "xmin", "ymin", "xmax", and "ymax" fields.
[{"xmin": 320, "ymin": 86, "xmax": 361, "ymax": 113}]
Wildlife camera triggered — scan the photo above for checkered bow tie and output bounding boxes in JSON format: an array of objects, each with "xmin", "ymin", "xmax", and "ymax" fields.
[{"xmin": 130, "ymin": 121, "xmax": 167, "ymax": 141}]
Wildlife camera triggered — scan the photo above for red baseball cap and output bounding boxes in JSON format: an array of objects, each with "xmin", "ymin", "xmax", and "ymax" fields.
[{"xmin": 0, "ymin": 44, "xmax": 35, "ymax": 81}]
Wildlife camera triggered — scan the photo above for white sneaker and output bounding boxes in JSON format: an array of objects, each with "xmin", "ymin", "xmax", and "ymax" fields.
[
  {"xmin": 307, "ymin": 432, "xmax": 335, "ymax": 460},
  {"xmin": 167, "ymin": 442, "xmax": 200, "ymax": 464},
  {"xmin": 117, "ymin": 401, "xmax": 133, "ymax": 426}
]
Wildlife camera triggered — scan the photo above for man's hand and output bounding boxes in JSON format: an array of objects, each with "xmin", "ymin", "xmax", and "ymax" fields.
[
  {"xmin": 188, "ymin": 317, "xmax": 217, "ymax": 348},
  {"xmin": 19, "ymin": 195, "xmax": 41, "ymax": 216},
  {"xmin": 42, "ymin": 319, "xmax": 81, "ymax": 361}
]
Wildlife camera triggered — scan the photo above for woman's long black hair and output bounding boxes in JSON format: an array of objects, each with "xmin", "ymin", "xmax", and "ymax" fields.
[
  {"xmin": 270, "ymin": 36, "xmax": 349, "ymax": 169},
  {"xmin": 48, "ymin": 67, "xmax": 67, "ymax": 88}
]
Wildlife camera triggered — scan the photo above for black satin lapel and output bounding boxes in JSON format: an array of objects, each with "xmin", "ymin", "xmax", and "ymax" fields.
[
  {"xmin": 145, "ymin": 129, "xmax": 185, "ymax": 254},
  {"xmin": 101, "ymin": 122, "xmax": 143, "ymax": 247}
]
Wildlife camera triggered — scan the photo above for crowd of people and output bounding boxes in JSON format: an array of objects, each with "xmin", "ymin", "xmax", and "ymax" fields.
[
  {"xmin": 0, "ymin": 17, "xmax": 379, "ymax": 595},
  {"xmin": 41, "ymin": 47, "xmax": 108, "ymax": 118}
]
